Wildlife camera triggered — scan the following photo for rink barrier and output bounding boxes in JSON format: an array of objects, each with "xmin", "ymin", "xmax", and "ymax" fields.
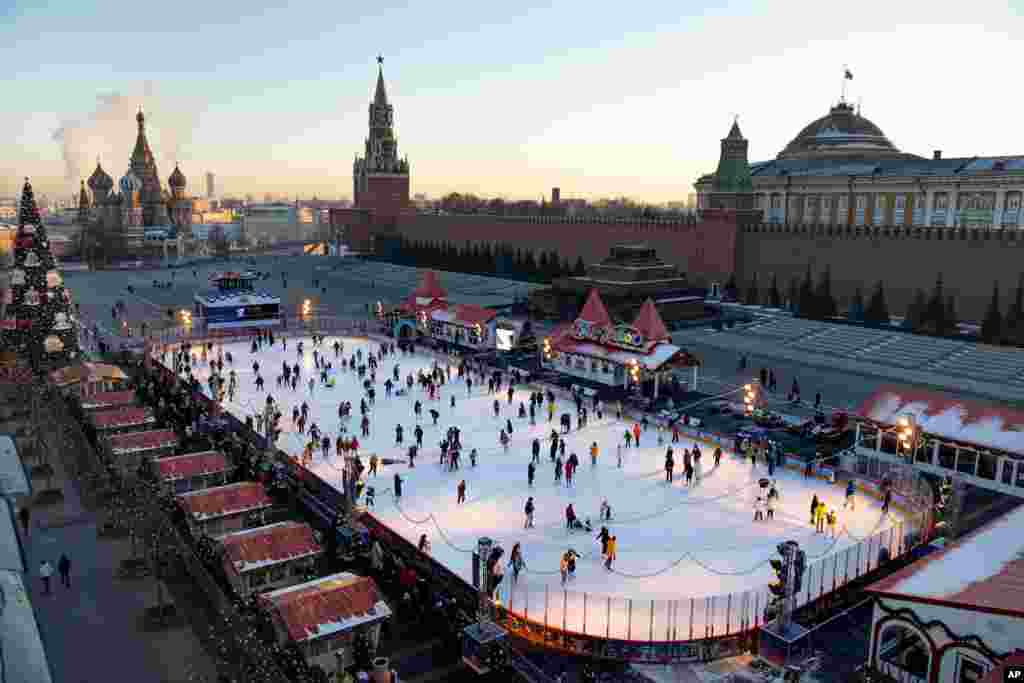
[{"xmin": 147, "ymin": 332, "xmax": 934, "ymax": 665}]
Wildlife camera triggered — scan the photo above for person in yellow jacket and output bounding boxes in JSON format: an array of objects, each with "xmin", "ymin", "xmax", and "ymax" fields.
[
  {"xmin": 827, "ymin": 508, "xmax": 838, "ymax": 538},
  {"xmin": 590, "ymin": 442, "xmax": 599, "ymax": 466},
  {"xmin": 548, "ymin": 401, "xmax": 556, "ymax": 422},
  {"xmin": 815, "ymin": 501, "xmax": 827, "ymax": 533},
  {"xmin": 604, "ymin": 536, "xmax": 617, "ymax": 570}
]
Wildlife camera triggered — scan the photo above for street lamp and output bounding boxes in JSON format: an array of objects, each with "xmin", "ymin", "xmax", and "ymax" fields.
[
  {"xmin": 542, "ymin": 337, "xmax": 552, "ymax": 361},
  {"xmin": 743, "ymin": 382, "xmax": 759, "ymax": 414},
  {"xmin": 897, "ymin": 415, "xmax": 916, "ymax": 457}
]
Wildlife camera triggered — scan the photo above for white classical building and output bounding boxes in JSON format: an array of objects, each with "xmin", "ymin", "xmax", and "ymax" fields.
[{"xmin": 696, "ymin": 101, "xmax": 1024, "ymax": 228}]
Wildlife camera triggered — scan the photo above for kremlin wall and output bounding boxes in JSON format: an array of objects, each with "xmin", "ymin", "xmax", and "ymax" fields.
[{"xmin": 334, "ymin": 62, "xmax": 1024, "ymax": 323}]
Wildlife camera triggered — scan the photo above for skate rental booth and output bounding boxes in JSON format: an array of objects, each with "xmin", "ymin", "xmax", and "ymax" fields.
[
  {"xmin": 541, "ymin": 289, "xmax": 700, "ymax": 400},
  {"xmin": 378, "ymin": 270, "xmax": 501, "ymax": 351},
  {"xmin": 193, "ymin": 271, "xmax": 281, "ymax": 331}
]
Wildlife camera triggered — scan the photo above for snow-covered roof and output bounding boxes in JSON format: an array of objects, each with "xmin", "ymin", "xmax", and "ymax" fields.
[
  {"xmin": 857, "ymin": 387, "xmax": 1024, "ymax": 455},
  {"xmin": 0, "ymin": 571, "xmax": 53, "ymax": 683},
  {"xmin": 91, "ymin": 407, "xmax": 154, "ymax": 430},
  {"xmin": 80, "ymin": 390, "xmax": 137, "ymax": 410},
  {"xmin": 177, "ymin": 481, "xmax": 273, "ymax": 520},
  {"xmin": 0, "ymin": 435, "xmax": 29, "ymax": 500},
  {"xmin": 430, "ymin": 304, "xmax": 497, "ymax": 327},
  {"xmin": 156, "ymin": 451, "xmax": 231, "ymax": 481},
  {"xmin": 869, "ymin": 502, "xmax": 1024, "ymax": 615},
  {"xmin": 552, "ymin": 335, "xmax": 684, "ymax": 370},
  {"xmin": 0, "ymin": 498, "xmax": 25, "ymax": 573},
  {"xmin": 262, "ymin": 572, "xmax": 391, "ymax": 642},
  {"xmin": 218, "ymin": 521, "xmax": 322, "ymax": 573},
  {"xmin": 107, "ymin": 429, "xmax": 178, "ymax": 455}
]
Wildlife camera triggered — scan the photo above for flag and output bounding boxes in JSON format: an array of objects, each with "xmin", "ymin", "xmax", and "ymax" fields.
[{"xmin": 844, "ymin": 68, "xmax": 854, "ymax": 80}]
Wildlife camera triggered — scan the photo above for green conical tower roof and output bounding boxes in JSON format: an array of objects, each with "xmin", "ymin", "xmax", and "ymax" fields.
[{"xmin": 712, "ymin": 118, "xmax": 753, "ymax": 193}]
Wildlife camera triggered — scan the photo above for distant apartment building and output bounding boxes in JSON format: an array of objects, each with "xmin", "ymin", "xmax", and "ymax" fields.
[{"xmin": 206, "ymin": 172, "xmax": 216, "ymax": 199}]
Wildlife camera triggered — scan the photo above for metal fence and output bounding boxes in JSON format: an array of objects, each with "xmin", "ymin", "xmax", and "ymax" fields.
[{"xmin": 488, "ymin": 512, "xmax": 925, "ymax": 655}]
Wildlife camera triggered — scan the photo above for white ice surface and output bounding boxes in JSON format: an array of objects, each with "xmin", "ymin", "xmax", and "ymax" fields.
[{"xmin": 171, "ymin": 336, "xmax": 906, "ymax": 639}]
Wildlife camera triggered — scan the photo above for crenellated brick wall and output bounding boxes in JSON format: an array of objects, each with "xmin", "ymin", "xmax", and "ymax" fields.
[
  {"xmin": 736, "ymin": 223, "xmax": 1024, "ymax": 322},
  {"xmin": 381, "ymin": 212, "xmax": 740, "ymax": 286}
]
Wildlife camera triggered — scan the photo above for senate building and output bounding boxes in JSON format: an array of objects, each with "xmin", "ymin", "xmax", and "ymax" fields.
[{"xmin": 695, "ymin": 100, "xmax": 1024, "ymax": 229}]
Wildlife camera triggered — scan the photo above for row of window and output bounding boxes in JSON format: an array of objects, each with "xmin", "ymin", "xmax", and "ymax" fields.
[{"xmin": 760, "ymin": 192, "xmax": 1023, "ymax": 212}]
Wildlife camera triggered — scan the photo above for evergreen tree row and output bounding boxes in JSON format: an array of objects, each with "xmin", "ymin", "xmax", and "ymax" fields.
[
  {"xmin": 386, "ymin": 236, "xmax": 586, "ymax": 284},
  {"xmin": 980, "ymin": 275, "xmax": 1024, "ymax": 346}
]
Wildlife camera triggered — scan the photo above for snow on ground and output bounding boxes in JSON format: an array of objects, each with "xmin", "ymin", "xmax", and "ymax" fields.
[{"xmin": 169, "ymin": 336, "xmax": 907, "ymax": 639}]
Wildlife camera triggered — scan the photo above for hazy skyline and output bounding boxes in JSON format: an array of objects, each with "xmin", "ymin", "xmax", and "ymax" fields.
[{"xmin": 3, "ymin": 0, "xmax": 1022, "ymax": 202}]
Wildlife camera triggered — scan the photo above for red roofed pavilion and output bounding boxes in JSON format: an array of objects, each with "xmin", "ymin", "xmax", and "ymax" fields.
[
  {"xmin": 261, "ymin": 572, "xmax": 391, "ymax": 675},
  {"xmin": 218, "ymin": 521, "xmax": 323, "ymax": 597},
  {"xmin": 543, "ymin": 289, "xmax": 698, "ymax": 400}
]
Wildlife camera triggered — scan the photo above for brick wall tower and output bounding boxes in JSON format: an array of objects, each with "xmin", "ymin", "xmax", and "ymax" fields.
[
  {"xmin": 706, "ymin": 119, "xmax": 756, "ymax": 211},
  {"xmin": 353, "ymin": 57, "xmax": 410, "ymax": 218}
]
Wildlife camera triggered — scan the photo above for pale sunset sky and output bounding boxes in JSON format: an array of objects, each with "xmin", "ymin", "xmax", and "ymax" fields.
[{"xmin": 1, "ymin": 0, "xmax": 1021, "ymax": 202}]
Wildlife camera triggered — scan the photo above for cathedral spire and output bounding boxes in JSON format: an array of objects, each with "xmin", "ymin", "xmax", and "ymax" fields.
[
  {"xmin": 374, "ymin": 55, "xmax": 388, "ymax": 106},
  {"xmin": 132, "ymin": 106, "xmax": 153, "ymax": 164}
]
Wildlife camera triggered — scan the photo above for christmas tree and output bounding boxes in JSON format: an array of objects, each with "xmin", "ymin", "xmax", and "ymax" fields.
[{"xmin": 2, "ymin": 178, "xmax": 79, "ymax": 367}]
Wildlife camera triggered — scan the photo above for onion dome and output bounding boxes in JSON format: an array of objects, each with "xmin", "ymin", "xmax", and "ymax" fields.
[
  {"xmin": 119, "ymin": 168, "xmax": 142, "ymax": 196},
  {"xmin": 87, "ymin": 161, "xmax": 113, "ymax": 193},
  {"xmin": 777, "ymin": 101, "xmax": 916, "ymax": 161},
  {"xmin": 168, "ymin": 163, "xmax": 187, "ymax": 189}
]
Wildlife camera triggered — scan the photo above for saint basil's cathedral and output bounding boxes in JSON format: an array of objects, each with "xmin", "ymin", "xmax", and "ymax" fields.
[{"xmin": 77, "ymin": 109, "xmax": 192, "ymax": 249}]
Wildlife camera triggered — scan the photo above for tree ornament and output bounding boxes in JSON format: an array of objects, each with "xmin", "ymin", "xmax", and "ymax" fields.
[{"xmin": 2, "ymin": 178, "xmax": 79, "ymax": 365}]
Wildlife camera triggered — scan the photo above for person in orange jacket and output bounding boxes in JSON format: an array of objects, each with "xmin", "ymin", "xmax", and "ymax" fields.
[{"xmin": 604, "ymin": 536, "xmax": 617, "ymax": 570}]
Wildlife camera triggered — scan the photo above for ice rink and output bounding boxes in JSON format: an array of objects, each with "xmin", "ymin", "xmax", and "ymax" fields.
[{"xmin": 169, "ymin": 334, "xmax": 907, "ymax": 639}]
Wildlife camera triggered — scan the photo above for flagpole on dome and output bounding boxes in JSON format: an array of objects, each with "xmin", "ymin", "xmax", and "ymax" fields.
[{"xmin": 841, "ymin": 65, "xmax": 853, "ymax": 104}]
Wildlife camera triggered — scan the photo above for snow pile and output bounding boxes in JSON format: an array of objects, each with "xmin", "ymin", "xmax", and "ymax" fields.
[
  {"xmin": 862, "ymin": 390, "xmax": 1024, "ymax": 455},
  {"xmin": 882, "ymin": 502, "xmax": 1024, "ymax": 600}
]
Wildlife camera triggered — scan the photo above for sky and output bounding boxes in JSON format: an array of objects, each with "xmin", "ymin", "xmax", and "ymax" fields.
[{"xmin": 1, "ymin": 0, "xmax": 1022, "ymax": 202}]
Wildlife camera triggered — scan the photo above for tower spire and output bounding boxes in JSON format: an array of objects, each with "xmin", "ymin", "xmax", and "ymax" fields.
[{"xmin": 374, "ymin": 55, "xmax": 388, "ymax": 106}]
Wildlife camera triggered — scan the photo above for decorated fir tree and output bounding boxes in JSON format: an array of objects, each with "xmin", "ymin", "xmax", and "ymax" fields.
[{"xmin": 3, "ymin": 178, "xmax": 79, "ymax": 367}]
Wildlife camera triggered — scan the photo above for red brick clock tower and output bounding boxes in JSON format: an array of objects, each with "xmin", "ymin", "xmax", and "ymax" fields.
[{"xmin": 344, "ymin": 56, "xmax": 412, "ymax": 251}]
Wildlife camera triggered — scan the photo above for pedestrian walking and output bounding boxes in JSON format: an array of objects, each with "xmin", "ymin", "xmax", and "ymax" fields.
[
  {"xmin": 394, "ymin": 473, "xmax": 403, "ymax": 501},
  {"xmin": 524, "ymin": 497, "xmax": 535, "ymax": 528},
  {"xmin": 457, "ymin": 479, "xmax": 467, "ymax": 504},
  {"xmin": 39, "ymin": 560, "xmax": 53, "ymax": 595},
  {"xmin": 58, "ymin": 554, "xmax": 71, "ymax": 587},
  {"xmin": 604, "ymin": 536, "xmax": 617, "ymax": 570},
  {"xmin": 810, "ymin": 494, "xmax": 819, "ymax": 525}
]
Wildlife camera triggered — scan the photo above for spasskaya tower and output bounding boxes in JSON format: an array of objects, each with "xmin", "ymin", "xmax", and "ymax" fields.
[{"xmin": 353, "ymin": 56, "xmax": 410, "ymax": 216}]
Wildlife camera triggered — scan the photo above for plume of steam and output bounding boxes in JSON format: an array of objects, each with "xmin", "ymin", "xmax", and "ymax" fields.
[{"xmin": 52, "ymin": 81, "xmax": 197, "ymax": 193}]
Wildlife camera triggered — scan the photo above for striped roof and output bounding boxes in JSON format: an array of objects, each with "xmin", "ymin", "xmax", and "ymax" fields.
[{"xmin": 156, "ymin": 451, "xmax": 230, "ymax": 481}]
